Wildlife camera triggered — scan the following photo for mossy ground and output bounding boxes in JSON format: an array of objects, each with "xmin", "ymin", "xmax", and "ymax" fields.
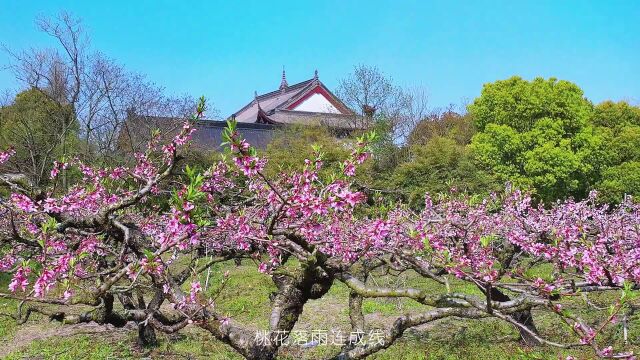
[{"xmin": 1, "ymin": 262, "xmax": 638, "ymax": 359}]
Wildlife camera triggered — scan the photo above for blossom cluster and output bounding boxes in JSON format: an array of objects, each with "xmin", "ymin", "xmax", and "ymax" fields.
[
  {"xmin": 0, "ymin": 147, "xmax": 15, "ymax": 165},
  {"xmin": 1, "ymin": 119, "xmax": 638, "ymax": 359}
]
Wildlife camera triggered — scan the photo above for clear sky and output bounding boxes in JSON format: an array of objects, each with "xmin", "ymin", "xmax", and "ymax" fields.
[{"xmin": 1, "ymin": 0, "xmax": 638, "ymax": 117}]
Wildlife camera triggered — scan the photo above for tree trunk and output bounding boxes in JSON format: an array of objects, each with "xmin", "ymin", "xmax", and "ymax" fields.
[
  {"xmin": 511, "ymin": 309, "xmax": 540, "ymax": 346},
  {"xmin": 487, "ymin": 286, "xmax": 540, "ymax": 345},
  {"xmin": 117, "ymin": 292, "xmax": 160, "ymax": 348},
  {"xmin": 349, "ymin": 290, "xmax": 365, "ymax": 333},
  {"xmin": 348, "ymin": 263, "xmax": 369, "ymax": 334},
  {"xmin": 138, "ymin": 323, "xmax": 158, "ymax": 347}
]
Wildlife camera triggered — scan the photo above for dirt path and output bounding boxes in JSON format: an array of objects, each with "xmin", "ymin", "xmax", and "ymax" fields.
[{"xmin": 0, "ymin": 322, "xmax": 133, "ymax": 358}]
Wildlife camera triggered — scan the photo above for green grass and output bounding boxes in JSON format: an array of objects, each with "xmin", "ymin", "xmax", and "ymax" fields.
[
  {"xmin": 198, "ymin": 261, "xmax": 276, "ymax": 328},
  {"xmin": 0, "ymin": 298, "xmax": 18, "ymax": 339},
  {"xmin": 0, "ymin": 273, "xmax": 18, "ymax": 340},
  {"xmin": 362, "ymin": 299, "xmax": 397, "ymax": 315},
  {"xmin": 155, "ymin": 330, "xmax": 245, "ymax": 360},
  {"xmin": 3, "ymin": 335, "xmax": 132, "ymax": 360},
  {"xmin": 1, "ymin": 260, "xmax": 638, "ymax": 360}
]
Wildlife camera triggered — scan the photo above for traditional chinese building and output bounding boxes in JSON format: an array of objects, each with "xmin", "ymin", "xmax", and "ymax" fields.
[
  {"xmin": 119, "ymin": 70, "xmax": 358, "ymax": 153},
  {"xmin": 232, "ymin": 70, "xmax": 357, "ymax": 129}
]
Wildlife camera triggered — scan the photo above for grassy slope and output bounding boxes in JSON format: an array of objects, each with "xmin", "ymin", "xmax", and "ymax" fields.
[{"xmin": 1, "ymin": 262, "xmax": 638, "ymax": 360}]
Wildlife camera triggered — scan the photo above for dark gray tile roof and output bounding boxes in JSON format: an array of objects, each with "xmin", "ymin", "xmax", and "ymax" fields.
[
  {"xmin": 118, "ymin": 116, "xmax": 280, "ymax": 152},
  {"xmin": 191, "ymin": 120, "xmax": 280, "ymax": 150},
  {"xmin": 268, "ymin": 110, "xmax": 360, "ymax": 129}
]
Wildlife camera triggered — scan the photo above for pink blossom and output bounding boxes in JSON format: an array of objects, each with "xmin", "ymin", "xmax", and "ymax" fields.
[
  {"xmin": 355, "ymin": 152, "xmax": 370, "ymax": 164},
  {"xmin": 231, "ymin": 139, "xmax": 250, "ymax": 153},
  {"xmin": 234, "ymin": 155, "xmax": 265, "ymax": 177},
  {"xmin": 0, "ymin": 254, "xmax": 16, "ymax": 271},
  {"xmin": 11, "ymin": 193, "xmax": 37, "ymax": 213},
  {"xmin": 50, "ymin": 161, "xmax": 67, "ymax": 179},
  {"xmin": 343, "ymin": 161, "xmax": 356, "ymax": 177},
  {"xmin": 34, "ymin": 269, "xmax": 56, "ymax": 297},
  {"xmin": 600, "ymin": 346, "xmax": 613, "ymax": 357},
  {"xmin": 190, "ymin": 281, "xmax": 202, "ymax": 303},
  {"xmin": 110, "ymin": 167, "xmax": 127, "ymax": 179},
  {"xmin": 8, "ymin": 266, "xmax": 30, "ymax": 293},
  {"xmin": 183, "ymin": 201, "xmax": 195, "ymax": 212},
  {"xmin": 338, "ymin": 189, "xmax": 364, "ymax": 207},
  {"xmin": 0, "ymin": 147, "xmax": 15, "ymax": 164}
]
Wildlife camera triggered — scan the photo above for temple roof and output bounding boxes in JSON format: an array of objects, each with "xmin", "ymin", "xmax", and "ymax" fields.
[
  {"xmin": 266, "ymin": 110, "xmax": 358, "ymax": 128},
  {"xmin": 232, "ymin": 70, "xmax": 356, "ymax": 126}
]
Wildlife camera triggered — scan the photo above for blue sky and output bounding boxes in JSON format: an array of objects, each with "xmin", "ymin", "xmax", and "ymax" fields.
[{"xmin": 1, "ymin": 0, "xmax": 638, "ymax": 117}]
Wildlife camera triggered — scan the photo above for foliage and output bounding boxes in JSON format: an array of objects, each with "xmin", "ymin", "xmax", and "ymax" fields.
[
  {"xmin": 468, "ymin": 77, "xmax": 609, "ymax": 202},
  {"xmin": 407, "ymin": 110, "xmax": 476, "ymax": 146},
  {"xmin": 263, "ymin": 124, "xmax": 352, "ymax": 178},
  {"xmin": 377, "ymin": 110, "xmax": 482, "ymax": 207},
  {"xmin": 589, "ymin": 104, "xmax": 640, "ymax": 202},
  {"xmin": 468, "ymin": 76, "xmax": 592, "ymax": 134},
  {"xmin": 609, "ymin": 125, "xmax": 640, "ymax": 163},
  {"xmin": 367, "ymin": 116, "xmax": 403, "ymax": 174},
  {"xmin": 597, "ymin": 162, "xmax": 640, "ymax": 204},
  {"xmin": 0, "ymin": 88, "xmax": 79, "ymax": 188},
  {"xmin": 391, "ymin": 137, "xmax": 499, "ymax": 208},
  {"xmin": 591, "ymin": 101, "xmax": 640, "ymax": 129}
]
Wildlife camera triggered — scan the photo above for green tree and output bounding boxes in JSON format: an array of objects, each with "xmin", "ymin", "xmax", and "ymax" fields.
[
  {"xmin": 608, "ymin": 125, "xmax": 640, "ymax": 163},
  {"xmin": 597, "ymin": 162, "xmax": 640, "ymax": 204},
  {"xmin": 263, "ymin": 124, "xmax": 356, "ymax": 179},
  {"xmin": 469, "ymin": 76, "xmax": 592, "ymax": 134},
  {"xmin": 591, "ymin": 124, "xmax": 640, "ymax": 203},
  {"xmin": 392, "ymin": 137, "xmax": 499, "ymax": 208},
  {"xmin": 0, "ymin": 88, "xmax": 79, "ymax": 188},
  {"xmin": 586, "ymin": 101, "xmax": 640, "ymax": 203},
  {"xmin": 590, "ymin": 100, "xmax": 640, "ymax": 129},
  {"xmin": 408, "ymin": 110, "xmax": 476, "ymax": 146},
  {"xmin": 468, "ymin": 77, "xmax": 601, "ymax": 202},
  {"xmin": 368, "ymin": 116, "xmax": 406, "ymax": 174}
]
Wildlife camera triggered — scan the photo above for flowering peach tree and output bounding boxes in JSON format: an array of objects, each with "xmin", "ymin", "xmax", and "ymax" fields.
[{"xmin": 0, "ymin": 100, "xmax": 639, "ymax": 359}]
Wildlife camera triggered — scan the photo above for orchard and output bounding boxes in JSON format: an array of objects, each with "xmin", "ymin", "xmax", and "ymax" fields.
[{"xmin": 1, "ymin": 100, "xmax": 639, "ymax": 360}]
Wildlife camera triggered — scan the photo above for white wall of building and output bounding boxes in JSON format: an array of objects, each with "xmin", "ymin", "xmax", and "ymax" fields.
[{"xmin": 292, "ymin": 93, "xmax": 341, "ymax": 114}]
